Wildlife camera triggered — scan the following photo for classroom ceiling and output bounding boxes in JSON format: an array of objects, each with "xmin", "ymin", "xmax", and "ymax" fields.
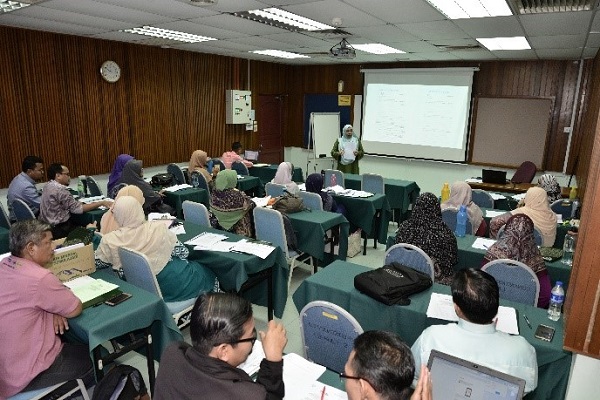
[{"xmin": 1, "ymin": 0, "xmax": 599, "ymax": 65}]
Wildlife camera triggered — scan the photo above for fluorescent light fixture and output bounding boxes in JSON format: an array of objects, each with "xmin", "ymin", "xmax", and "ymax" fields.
[
  {"xmin": 353, "ymin": 43, "xmax": 406, "ymax": 55},
  {"xmin": 477, "ymin": 36, "xmax": 530, "ymax": 50},
  {"xmin": 426, "ymin": 0, "xmax": 512, "ymax": 19},
  {"xmin": 233, "ymin": 8, "xmax": 334, "ymax": 32},
  {"xmin": 121, "ymin": 26, "xmax": 217, "ymax": 43},
  {"xmin": 251, "ymin": 50, "xmax": 310, "ymax": 59},
  {"xmin": 0, "ymin": 0, "xmax": 31, "ymax": 13}
]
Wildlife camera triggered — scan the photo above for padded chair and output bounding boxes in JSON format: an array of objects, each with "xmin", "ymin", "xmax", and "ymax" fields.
[
  {"xmin": 108, "ymin": 183, "xmax": 127, "ymax": 199},
  {"xmin": 298, "ymin": 191, "xmax": 323, "ymax": 211},
  {"xmin": 471, "ymin": 189, "xmax": 494, "ymax": 209},
  {"xmin": 497, "ymin": 224, "xmax": 543, "ymax": 246},
  {"xmin": 231, "ymin": 161, "xmax": 249, "ymax": 176},
  {"xmin": 481, "ymin": 259, "xmax": 540, "ymax": 307},
  {"xmin": 212, "ymin": 159, "xmax": 226, "ymax": 172},
  {"xmin": 253, "ymin": 207, "xmax": 313, "ymax": 291},
  {"xmin": 8, "ymin": 378, "xmax": 90, "ymax": 400},
  {"xmin": 12, "ymin": 199, "xmax": 36, "ymax": 221},
  {"xmin": 118, "ymin": 247, "xmax": 196, "ymax": 329},
  {"xmin": 189, "ymin": 171, "xmax": 209, "ymax": 192},
  {"xmin": 0, "ymin": 203, "xmax": 11, "ymax": 229},
  {"xmin": 551, "ymin": 199, "xmax": 572, "ymax": 220},
  {"xmin": 182, "ymin": 200, "xmax": 210, "ymax": 227},
  {"xmin": 441, "ymin": 208, "xmax": 473, "ymax": 234},
  {"xmin": 167, "ymin": 163, "xmax": 187, "ymax": 185},
  {"xmin": 324, "ymin": 169, "xmax": 344, "ymax": 188},
  {"xmin": 385, "ymin": 243, "xmax": 435, "ymax": 280},
  {"xmin": 511, "ymin": 161, "xmax": 537, "ymax": 184},
  {"xmin": 299, "ymin": 301, "xmax": 363, "ymax": 373},
  {"xmin": 86, "ymin": 176, "xmax": 103, "ymax": 197},
  {"xmin": 361, "ymin": 173, "xmax": 384, "ymax": 194},
  {"xmin": 265, "ymin": 182, "xmax": 286, "ymax": 198}
]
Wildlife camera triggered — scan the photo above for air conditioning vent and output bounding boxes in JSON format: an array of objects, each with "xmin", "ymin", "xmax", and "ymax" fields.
[{"xmin": 511, "ymin": 0, "xmax": 598, "ymax": 14}]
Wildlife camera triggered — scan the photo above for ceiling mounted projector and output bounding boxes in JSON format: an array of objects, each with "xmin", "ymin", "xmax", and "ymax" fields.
[{"xmin": 329, "ymin": 38, "xmax": 356, "ymax": 59}]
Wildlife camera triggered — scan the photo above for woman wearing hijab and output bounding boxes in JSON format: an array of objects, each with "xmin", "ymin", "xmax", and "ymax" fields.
[
  {"xmin": 118, "ymin": 159, "xmax": 164, "ymax": 214},
  {"xmin": 305, "ymin": 173, "xmax": 343, "ymax": 213},
  {"xmin": 272, "ymin": 162, "xmax": 294, "ymax": 185},
  {"xmin": 209, "ymin": 170, "xmax": 255, "ymax": 237},
  {"xmin": 95, "ymin": 196, "xmax": 217, "ymax": 302},
  {"xmin": 331, "ymin": 124, "xmax": 364, "ymax": 174},
  {"xmin": 395, "ymin": 192, "xmax": 458, "ymax": 285},
  {"xmin": 484, "ymin": 214, "xmax": 551, "ymax": 308},
  {"xmin": 537, "ymin": 174, "xmax": 562, "ymax": 203},
  {"xmin": 490, "ymin": 187, "xmax": 557, "ymax": 247},
  {"xmin": 441, "ymin": 181, "xmax": 486, "ymax": 236},
  {"xmin": 189, "ymin": 150, "xmax": 218, "ymax": 188},
  {"xmin": 107, "ymin": 154, "xmax": 134, "ymax": 197},
  {"xmin": 100, "ymin": 185, "xmax": 144, "ymax": 234}
]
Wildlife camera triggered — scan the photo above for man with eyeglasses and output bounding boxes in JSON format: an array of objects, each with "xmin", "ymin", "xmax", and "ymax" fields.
[
  {"xmin": 7, "ymin": 155, "xmax": 45, "ymax": 222},
  {"xmin": 154, "ymin": 292, "xmax": 287, "ymax": 400},
  {"xmin": 39, "ymin": 163, "xmax": 111, "ymax": 239}
]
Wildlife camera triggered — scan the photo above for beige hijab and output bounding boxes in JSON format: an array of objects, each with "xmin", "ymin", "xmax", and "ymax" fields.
[
  {"xmin": 100, "ymin": 185, "xmax": 145, "ymax": 234},
  {"xmin": 189, "ymin": 150, "xmax": 212, "ymax": 182},
  {"xmin": 96, "ymin": 196, "xmax": 176, "ymax": 275},
  {"xmin": 441, "ymin": 181, "xmax": 484, "ymax": 234},
  {"xmin": 511, "ymin": 187, "xmax": 557, "ymax": 247}
]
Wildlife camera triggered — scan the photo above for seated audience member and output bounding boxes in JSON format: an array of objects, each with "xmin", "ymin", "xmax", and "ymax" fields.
[
  {"xmin": 411, "ymin": 268, "xmax": 538, "ymax": 393},
  {"xmin": 107, "ymin": 153, "xmax": 134, "ymax": 198},
  {"xmin": 305, "ymin": 173, "xmax": 345, "ymax": 214},
  {"xmin": 490, "ymin": 187, "xmax": 556, "ymax": 247},
  {"xmin": 537, "ymin": 174, "xmax": 562, "ymax": 203},
  {"xmin": 118, "ymin": 159, "xmax": 166, "ymax": 214},
  {"xmin": 7, "ymin": 155, "xmax": 45, "ymax": 221},
  {"xmin": 39, "ymin": 163, "xmax": 111, "ymax": 239},
  {"xmin": 440, "ymin": 181, "xmax": 486, "ymax": 236},
  {"xmin": 221, "ymin": 141, "xmax": 253, "ymax": 169},
  {"xmin": 484, "ymin": 214, "xmax": 551, "ymax": 308},
  {"xmin": 344, "ymin": 331, "xmax": 431, "ymax": 400},
  {"xmin": 272, "ymin": 162, "xmax": 294, "ymax": 185},
  {"xmin": 189, "ymin": 150, "xmax": 219, "ymax": 190},
  {"xmin": 0, "ymin": 220, "xmax": 92, "ymax": 398},
  {"xmin": 395, "ymin": 192, "xmax": 458, "ymax": 285},
  {"xmin": 100, "ymin": 185, "xmax": 144, "ymax": 234},
  {"xmin": 154, "ymin": 292, "xmax": 287, "ymax": 400},
  {"xmin": 95, "ymin": 196, "xmax": 217, "ymax": 302},
  {"xmin": 210, "ymin": 170, "xmax": 256, "ymax": 237}
]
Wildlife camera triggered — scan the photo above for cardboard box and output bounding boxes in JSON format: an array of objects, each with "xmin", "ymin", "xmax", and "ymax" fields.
[{"xmin": 49, "ymin": 239, "xmax": 95, "ymax": 282}]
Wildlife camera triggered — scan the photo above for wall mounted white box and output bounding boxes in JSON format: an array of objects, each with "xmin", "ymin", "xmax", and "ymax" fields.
[{"xmin": 226, "ymin": 90, "xmax": 252, "ymax": 124}]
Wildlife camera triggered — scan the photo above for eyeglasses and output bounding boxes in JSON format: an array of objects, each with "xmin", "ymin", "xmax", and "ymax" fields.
[
  {"xmin": 339, "ymin": 372, "xmax": 373, "ymax": 387},
  {"xmin": 230, "ymin": 328, "xmax": 257, "ymax": 346}
]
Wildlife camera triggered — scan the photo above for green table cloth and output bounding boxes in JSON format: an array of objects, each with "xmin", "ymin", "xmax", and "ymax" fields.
[
  {"xmin": 344, "ymin": 174, "xmax": 420, "ymax": 222},
  {"xmin": 250, "ymin": 164, "xmax": 304, "ymax": 184},
  {"xmin": 178, "ymin": 222, "xmax": 289, "ymax": 318},
  {"xmin": 163, "ymin": 187, "xmax": 209, "ymax": 219},
  {"xmin": 287, "ymin": 210, "xmax": 349, "ymax": 262},
  {"xmin": 236, "ymin": 175, "xmax": 261, "ymax": 192},
  {"xmin": 331, "ymin": 193, "xmax": 390, "ymax": 245},
  {"xmin": 71, "ymin": 208, "xmax": 107, "ymax": 229},
  {"xmin": 293, "ymin": 260, "xmax": 571, "ymax": 400}
]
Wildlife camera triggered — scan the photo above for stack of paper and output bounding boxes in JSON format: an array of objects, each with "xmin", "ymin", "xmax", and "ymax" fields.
[
  {"xmin": 485, "ymin": 210, "xmax": 506, "ymax": 218},
  {"xmin": 238, "ymin": 341, "xmax": 265, "ymax": 376},
  {"xmin": 489, "ymin": 192, "xmax": 506, "ymax": 200},
  {"xmin": 252, "ymin": 196, "xmax": 271, "ymax": 208},
  {"xmin": 79, "ymin": 195, "xmax": 108, "ymax": 204},
  {"xmin": 231, "ymin": 240, "xmax": 275, "ymax": 259},
  {"xmin": 184, "ymin": 232, "xmax": 229, "ymax": 249},
  {"xmin": 298, "ymin": 183, "xmax": 306, "ymax": 191},
  {"xmin": 512, "ymin": 193, "xmax": 526, "ymax": 201},
  {"xmin": 471, "ymin": 237, "xmax": 497, "ymax": 250},
  {"xmin": 465, "ymin": 178, "xmax": 482, "ymax": 183},
  {"xmin": 162, "ymin": 184, "xmax": 192, "ymax": 192},
  {"xmin": 64, "ymin": 276, "xmax": 120, "ymax": 308},
  {"xmin": 148, "ymin": 212, "xmax": 176, "ymax": 221}
]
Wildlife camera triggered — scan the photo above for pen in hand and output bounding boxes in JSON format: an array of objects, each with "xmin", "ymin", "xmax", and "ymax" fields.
[
  {"xmin": 320, "ymin": 386, "xmax": 326, "ymax": 400},
  {"xmin": 523, "ymin": 314, "xmax": 532, "ymax": 329}
]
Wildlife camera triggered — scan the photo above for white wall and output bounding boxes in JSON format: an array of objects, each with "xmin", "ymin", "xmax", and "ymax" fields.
[{"xmin": 566, "ymin": 354, "xmax": 600, "ymax": 399}]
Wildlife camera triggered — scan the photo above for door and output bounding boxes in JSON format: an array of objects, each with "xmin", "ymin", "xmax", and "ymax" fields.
[{"xmin": 257, "ymin": 95, "xmax": 284, "ymax": 164}]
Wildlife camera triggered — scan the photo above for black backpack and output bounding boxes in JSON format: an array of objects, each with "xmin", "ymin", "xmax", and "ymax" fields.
[
  {"xmin": 92, "ymin": 365, "xmax": 149, "ymax": 400},
  {"xmin": 354, "ymin": 262, "xmax": 433, "ymax": 306}
]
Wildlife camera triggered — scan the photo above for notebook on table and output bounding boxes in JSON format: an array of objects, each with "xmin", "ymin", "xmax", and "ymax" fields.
[
  {"xmin": 482, "ymin": 169, "xmax": 507, "ymax": 184},
  {"xmin": 427, "ymin": 350, "xmax": 525, "ymax": 400},
  {"xmin": 244, "ymin": 150, "xmax": 259, "ymax": 162}
]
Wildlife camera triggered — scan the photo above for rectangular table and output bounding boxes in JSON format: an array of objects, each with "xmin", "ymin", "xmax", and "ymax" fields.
[
  {"xmin": 469, "ymin": 181, "xmax": 571, "ymax": 197},
  {"xmin": 344, "ymin": 174, "xmax": 420, "ymax": 222},
  {"xmin": 237, "ymin": 175, "xmax": 261, "ymax": 192},
  {"xmin": 250, "ymin": 164, "xmax": 304, "ymax": 184},
  {"xmin": 287, "ymin": 210, "xmax": 349, "ymax": 264},
  {"xmin": 293, "ymin": 260, "xmax": 572, "ymax": 400},
  {"xmin": 178, "ymin": 222, "xmax": 289, "ymax": 319},
  {"xmin": 66, "ymin": 270, "xmax": 183, "ymax": 393},
  {"xmin": 163, "ymin": 187, "xmax": 209, "ymax": 219}
]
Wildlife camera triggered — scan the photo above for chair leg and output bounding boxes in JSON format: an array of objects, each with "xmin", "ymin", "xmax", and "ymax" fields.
[{"xmin": 287, "ymin": 259, "xmax": 296, "ymax": 293}]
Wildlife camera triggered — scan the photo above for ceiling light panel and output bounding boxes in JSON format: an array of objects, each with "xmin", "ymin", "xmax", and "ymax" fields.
[
  {"xmin": 353, "ymin": 43, "xmax": 406, "ymax": 54},
  {"xmin": 121, "ymin": 26, "xmax": 217, "ymax": 43},
  {"xmin": 0, "ymin": 1, "xmax": 30, "ymax": 13},
  {"xmin": 251, "ymin": 50, "xmax": 310, "ymax": 59},
  {"xmin": 426, "ymin": 0, "xmax": 512, "ymax": 19},
  {"xmin": 232, "ymin": 8, "xmax": 334, "ymax": 32},
  {"xmin": 477, "ymin": 36, "xmax": 531, "ymax": 50}
]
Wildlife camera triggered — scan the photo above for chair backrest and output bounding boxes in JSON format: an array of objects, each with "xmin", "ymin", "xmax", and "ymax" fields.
[
  {"xmin": 497, "ymin": 224, "xmax": 543, "ymax": 246},
  {"xmin": 298, "ymin": 191, "xmax": 324, "ymax": 211},
  {"xmin": 324, "ymin": 169, "xmax": 344, "ymax": 188},
  {"xmin": 212, "ymin": 159, "xmax": 226, "ymax": 172},
  {"xmin": 481, "ymin": 259, "xmax": 540, "ymax": 306},
  {"xmin": 167, "ymin": 163, "xmax": 186, "ymax": 185},
  {"xmin": 511, "ymin": 161, "xmax": 537, "ymax": 184},
  {"xmin": 189, "ymin": 171, "xmax": 209, "ymax": 192},
  {"xmin": 182, "ymin": 200, "xmax": 210, "ymax": 227},
  {"xmin": 118, "ymin": 247, "xmax": 163, "ymax": 298},
  {"xmin": 550, "ymin": 199, "xmax": 572, "ymax": 220},
  {"xmin": 300, "ymin": 300, "xmax": 363, "ymax": 373},
  {"xmin": 265, "ymin": 182, "xmax": 286, "ymax": 198},
  {"xmin": 108, "ymin": 183, "xmax": 128, "ymax": 199},
  {"xmin": 12, "ymin": 199, "xmax": 36, "ymax": 221},
  {"xmin": 86, "ymin": 176, "xmax": 103, "ymax": 196},
  {"xmin": 471, "ymin": 189, "xmax": 494, "ymax": 208},
  {"xmin": 9, "ymin": 378, "xmax": 90, "ymax": 400},
  {"xmin": 441, "ymin": 208, "xmax": 473, "ymax": 234},
  {"xmin": 361, "ymin": 173, "xmax": 384, "ymax": 194},
  {"xmin": 384, "ymin": 243, "xmax": 435, "ymax": 280},
  {"xmin": 253, "ymin": 207, "xmax": 290, "ymax": 257},
  {"xmin": 231, "ymin": 161, "xmax": 249, "ymax": 176},
  {"xmin": 0, "ymin": 203, "xmax": 11, "ymax": 229}
]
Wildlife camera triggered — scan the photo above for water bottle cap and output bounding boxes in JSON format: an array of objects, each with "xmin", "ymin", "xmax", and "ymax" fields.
[
  {"xmin": 459, "ymin": 205, "xmax": 467, "ymax": 212},
  {"xmin": 556, "ymin": 281, "xmax": 563, "ymax": 286}
]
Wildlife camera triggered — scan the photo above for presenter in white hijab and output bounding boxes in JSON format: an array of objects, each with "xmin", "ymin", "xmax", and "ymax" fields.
[{"xmin": 331, "ymin": 124, "xmax": 364, "ymax": 174}]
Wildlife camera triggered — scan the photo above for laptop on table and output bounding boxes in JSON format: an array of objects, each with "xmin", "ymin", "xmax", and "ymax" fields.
[
  {"xmin": 482, "ymin": 169, "xmax": 507, "ymax": 185},
  {"xmin": 427, "ymin": 350, "xmax": 525, "ymax": 400},
  {"xmin": 244, "ymin": 150, "xmax": 259, "ymax": 162}
]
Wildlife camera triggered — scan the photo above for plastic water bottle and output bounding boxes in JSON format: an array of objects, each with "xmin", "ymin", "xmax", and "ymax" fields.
[
  {"xmin": 571, "ymin": 198, "xmax": 580, "ymax": 219},
  {"xmin": 548, "ymin": 281, "xmax": 565, "ymax": 321},
  {"xmin": 455, "ymin": 205, "xmax": 468, "ymax": 237},
  {"xmin": 441, "ymin": 182, "xmax": 450, "ymax": 202},
  {"xmin": 330, "ymin": 173, "xmax": 337, "ymax": 187},
  {"xmin": 77, "ymin": 178, "xmax": 85, "ymax": 197},
  {"xmin": 561, "ymin": 230, "xmax": 577, "ymax": 266}
]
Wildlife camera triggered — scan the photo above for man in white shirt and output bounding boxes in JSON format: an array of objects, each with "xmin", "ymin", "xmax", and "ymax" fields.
[{"xmin": 411, "ymin": 268, "xmax": 538, "ymax": 393}]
